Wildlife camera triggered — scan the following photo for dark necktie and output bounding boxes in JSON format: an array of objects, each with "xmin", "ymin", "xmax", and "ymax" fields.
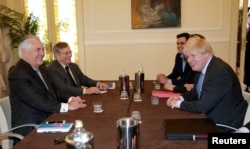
[
  {"xmin": 196, "ymin": 73, "xmax": 204, "ymax": 97},
  {"xmin": 65, "ymin": 66, "xmax": 77, "ymax": 87}
]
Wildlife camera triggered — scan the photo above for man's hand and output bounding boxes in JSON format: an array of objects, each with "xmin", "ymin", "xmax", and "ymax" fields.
[
  {"xmin": 184, "ymin": 83, "xmax": 194, "ymax": 91},
  {"xmin": 85, "ymin": 87, "xmax": 102, "ymax": 94},
  {"xmin": 97, "ymin": 82, "xmax": 108, "ymax": 90},
  {"xmin": 68, "ymin": 96, "xmax": 86, "ymax": 110},
  {"xmin": 164, "ymin": 83, "xmax": 175, "ymax": 91},
  {"xmin": 156, "ymin": 73, "xmax": 168, "ymax": 84},
  {"xmin": 166, "ymin": 96, "xmax": 180, "ymax": 109}
]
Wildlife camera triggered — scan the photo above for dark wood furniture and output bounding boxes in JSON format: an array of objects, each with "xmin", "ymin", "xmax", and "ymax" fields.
[{"xmin": 12, "ymin": 81, "xmax": 207, "ymax": 149}]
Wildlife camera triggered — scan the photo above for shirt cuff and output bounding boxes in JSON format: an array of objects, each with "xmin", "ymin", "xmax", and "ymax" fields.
[
  {"xmin": 60, "ymin": 103, "xmax": 68, "ymax": 112},
  {"xmin": 238, "ymin": 127, "xmax": 250, "ymax": 133},
  {"xmin": 68, "ymin": 97, "xmax": 73, "ymax": 102},
  {"xmin": 96, "ymin": 82, "xmax": 100, "ymax": 87},
  {"xmin": 175, "ymin": 96, "xmax": 184, "ymax": 108},
  {"xmin": 82, "ymin": 87, "xmax": 87, "ymax": 94},
  {"xmin": 168, "ymin": 79, "xmax": 172, "ymax": 84}
]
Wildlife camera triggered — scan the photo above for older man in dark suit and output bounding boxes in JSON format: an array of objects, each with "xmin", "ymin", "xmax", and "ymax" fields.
[
  {"xmin": 47, "ymin": 42, "xmax": 108, "ymax": 96},
  {"xmin": 8, "ymin": 35, "xmax": 86, "ymax": 144},
  {"xmin": 166, "ymin": 34, "xmax": 248, "ymax": 132}
]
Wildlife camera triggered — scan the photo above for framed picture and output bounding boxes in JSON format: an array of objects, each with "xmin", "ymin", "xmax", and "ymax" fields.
[{"xmin": 131, "ymin": 0, "xmax": 181, "ymax": 29}]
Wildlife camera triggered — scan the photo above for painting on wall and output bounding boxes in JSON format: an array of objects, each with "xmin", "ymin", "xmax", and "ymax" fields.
[{"xmin": 132, "ymin": 0, "xmax": 181, "ymax": 29}]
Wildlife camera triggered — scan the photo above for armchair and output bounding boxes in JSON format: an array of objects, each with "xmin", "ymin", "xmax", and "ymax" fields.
[{"xmin": 0, "ymin": 96, "xmax": 37, "ymax": 149}]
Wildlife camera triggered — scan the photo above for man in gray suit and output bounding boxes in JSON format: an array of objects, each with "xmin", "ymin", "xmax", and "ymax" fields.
[
  {"xmin": 166, "ymin": 34, "xmax": 248, "ymax": 132},
  {"xmin": 47, "ymin": 42, "xmax": 108, "ymax": 96}
]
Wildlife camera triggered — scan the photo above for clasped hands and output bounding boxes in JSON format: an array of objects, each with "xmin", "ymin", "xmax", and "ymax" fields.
[
  {"xmin": 157, "ymin": 73, "xmax": 194, "ymax": 91},
  {"xmin": 68, "ymin": 96, "xmax": 86, "ymax": 110},
  {"xmin": 166, "ymin": 96, "xmax": 180, "ymax": 109},
  {"xmin": 156, "ymin": 73, "xmax": 176, "ymax": 91}
]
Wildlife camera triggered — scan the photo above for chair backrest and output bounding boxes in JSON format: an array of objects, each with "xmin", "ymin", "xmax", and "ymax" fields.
[
  {"xmin": 242, "ymin": 91, "xmax": 250, "ymax": 125},
  {"xmin": 0, "ymin": 96, "xmax": 13, "ymax": 149}
]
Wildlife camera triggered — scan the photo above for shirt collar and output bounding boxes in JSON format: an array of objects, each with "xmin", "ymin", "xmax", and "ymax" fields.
[
  {"xmin": 58, "ymin": 62, "xmax": 67, "ymax": 69},
  {"xmin": 201, "ymin": 56, "xmax": 213, "ymax": 74}
]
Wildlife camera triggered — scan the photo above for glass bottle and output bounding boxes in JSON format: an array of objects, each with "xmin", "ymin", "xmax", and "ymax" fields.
[
  {"xmin": 65, "ymin": 120, "xmax": 94, "ymax": 149},
  {"xmin": 119, "ymin": 69, "xmax": 130, "ymax": 97},
  {"xmin": 135, "ymin": 63, "xmax": 144, "ymax": 93}
]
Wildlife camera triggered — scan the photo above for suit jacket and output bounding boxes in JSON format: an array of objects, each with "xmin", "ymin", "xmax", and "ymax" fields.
[
  {"xmin": 167, "ymin": 53, "xmax": 194, "ymax": 85},
  {"xmin": 173, "ymin": 71, "xmax": 198, "ymax": 93},
  {"xmin": 8, "ymin": 59, "xmax": 69, "ymax": 136},
  {"xmin": 181, "ymin": 56, "xmax": 248, "ymax": 132},
  {"xmin": 47, "ymin": 60, "xmax": 98, "ymax": 96}
]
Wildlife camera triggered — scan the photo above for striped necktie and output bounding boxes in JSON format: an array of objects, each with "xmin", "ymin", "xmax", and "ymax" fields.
[{"xmin": 36, "ymin": 69, "xmax": 49, "ymax": 90}]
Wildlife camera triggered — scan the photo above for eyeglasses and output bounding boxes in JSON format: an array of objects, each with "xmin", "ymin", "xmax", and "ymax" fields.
[{"xmin": 60, "ymin": 51, "xmax": 72, "ymax": 55}]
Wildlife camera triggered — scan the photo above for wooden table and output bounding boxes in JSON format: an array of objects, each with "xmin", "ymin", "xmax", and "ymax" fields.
[{"xmin": 13, "ymin": 81, "xmax": 207, "ymax": 149}]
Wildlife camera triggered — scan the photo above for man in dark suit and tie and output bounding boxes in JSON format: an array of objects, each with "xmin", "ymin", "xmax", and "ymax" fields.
[
  {"xmin": 166, "ymin": 34, "xmax": 248, "ymax": 132},
  {"xmin": 8, "ymin": 35, "xmax": 86, "ymax": 144},
  {"xmin": 156, "ymin": 32, "xmax": 196, "ymax": 92},
  {"xmin": 47, "ymin": 42, "xmax": 108, "ymax": 96}
]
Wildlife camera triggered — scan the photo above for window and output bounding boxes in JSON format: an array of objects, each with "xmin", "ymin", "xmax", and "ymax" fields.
[{"xmin": 24, "ymin": 0, "xmax": 78, "ymax": 63}]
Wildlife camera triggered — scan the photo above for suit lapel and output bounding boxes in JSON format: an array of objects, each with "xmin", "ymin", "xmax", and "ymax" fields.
[
  {"xmin": 55, "ymin": 61, "xmax": 79, "ymax": 87},
  {"xmin": 39, "ymin": 67, "xmax": 58, "ymax": 99}
]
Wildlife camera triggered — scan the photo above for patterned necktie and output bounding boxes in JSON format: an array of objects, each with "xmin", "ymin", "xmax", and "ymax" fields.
[
  {"xmin": 36, "ymin": 69, "xmax": 49, "ymax": 90},
  {"xmin": 65, "ymin": 66, "xmax": 77, "ymax": 87},
  {"xmin": 196, "ymin": 73, "xmax": 204, "ymax": 97}
]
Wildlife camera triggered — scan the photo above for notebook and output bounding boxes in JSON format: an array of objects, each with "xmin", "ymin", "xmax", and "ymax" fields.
[
  {"xmin": 164, "ymin": 118, "xmax": 219, "ymax": 140},
  {"xmin": 37, "ymin": 122, "xmax": 73, "ymax": 133},
  {"xmin": 152, "ymin": 90, "xmax": 180, "ymax": 98}
]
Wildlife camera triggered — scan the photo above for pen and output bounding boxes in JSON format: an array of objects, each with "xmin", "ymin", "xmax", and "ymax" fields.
[{"xmin": 193, "ymin": 135, "xmax": 196, "ymax": 141}]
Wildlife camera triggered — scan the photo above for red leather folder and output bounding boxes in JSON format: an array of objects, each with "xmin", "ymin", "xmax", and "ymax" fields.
[{"xmin": 152, "ymin": 90, "xmax": 180, "ymax": 98}]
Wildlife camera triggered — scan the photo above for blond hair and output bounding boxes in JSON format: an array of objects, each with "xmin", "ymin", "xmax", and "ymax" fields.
[{"xmin": 183, "ymin": 35, "xmax": 213, "ymax": 55}]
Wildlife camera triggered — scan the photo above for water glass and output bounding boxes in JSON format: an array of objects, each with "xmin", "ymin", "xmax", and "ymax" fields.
[
  {"xmin": 153, "ymin": 81, "xmax": 160, "ymax": 90},
  {"xmin": 151, "ymin": 95, "xmax": 159, "ymax": 105},
  {"xmin": 120, "ymin": 91, "xmax": 129, "ymax": 100},
  {"xmin": 131, "ymin": 111, "xmax": 142, "ymax": 124},
  {"xmin": 93, "ymin": 101, "xmax": 103, "ymax": 113},
  {"xmin": 133, "ymin": 92, "xmax": 142, "ymax": 102}
]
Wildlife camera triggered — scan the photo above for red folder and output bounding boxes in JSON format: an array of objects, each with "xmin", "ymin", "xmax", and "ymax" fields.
[{"xmin": 152, "ymin": 90, "xmax": 180, "ymax": 98}]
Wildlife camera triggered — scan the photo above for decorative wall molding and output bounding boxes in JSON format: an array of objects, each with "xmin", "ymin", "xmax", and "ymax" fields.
[{"xmin": 85, "ymin": 38, "xmax": 229, "ymax": 46}]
